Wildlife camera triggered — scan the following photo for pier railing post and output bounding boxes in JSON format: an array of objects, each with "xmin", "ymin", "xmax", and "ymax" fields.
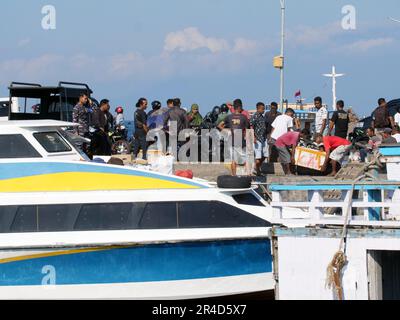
[
  {"xmin": 308, "ymin": 190, "xmax": 324, "ymax": 220},
  {"xmin": 390, "ymin": 189, "xmax": 400, "ymax": 219},
  {"xmin": 272, "ymin": 191, "xmax": 283, "ymax": 219}
]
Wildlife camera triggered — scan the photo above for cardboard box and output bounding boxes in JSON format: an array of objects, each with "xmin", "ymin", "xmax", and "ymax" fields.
[{"xmin": 295, "ymin": 147, "xmax": 326, "ymax": 171}]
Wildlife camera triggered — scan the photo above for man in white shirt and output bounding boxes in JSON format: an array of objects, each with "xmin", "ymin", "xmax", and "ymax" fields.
[
  {"xmin": 394, "ymin": 108, "xmax": 400, "ymax": 127},
  {"xmin": 314, "ymin": 96, "xmax": 328, "ymax": 135},
  {"xmin": 270, "ymin": 108, "xmax": 295, "ymax": 141},
  {"xmin": 393, "ymin": 125, "xmax": 400, "ymax": 143}
]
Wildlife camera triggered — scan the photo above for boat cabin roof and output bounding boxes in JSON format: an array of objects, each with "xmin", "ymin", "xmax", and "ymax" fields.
[{"xmin": 0, "ymin": 120, "xmax": 78, "ymax": 128}]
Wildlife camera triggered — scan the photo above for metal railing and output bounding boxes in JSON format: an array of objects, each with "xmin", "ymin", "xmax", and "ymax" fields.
[{"xmin": 269, "ymin": 181, "xmax": 400, "ymax": 227}]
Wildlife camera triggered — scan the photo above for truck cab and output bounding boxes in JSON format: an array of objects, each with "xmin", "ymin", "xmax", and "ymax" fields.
[{"xmin": 8, "ymin": 81, "xmax": 98, "ymax": 122}]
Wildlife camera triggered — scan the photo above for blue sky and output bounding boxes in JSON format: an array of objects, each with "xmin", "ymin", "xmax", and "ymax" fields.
[{"xmin": 1, "ymin": 0, "xmax": 399, "ymax": 119}]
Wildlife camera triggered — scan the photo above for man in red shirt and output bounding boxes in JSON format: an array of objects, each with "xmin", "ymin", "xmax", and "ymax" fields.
[
  {"xmin": 227, "ymin": 101, "xmax": 251, "ymax": 120},
  {"xmin": 315, "ymin": 134, "xmax": 352, "ymax": 177},
  {"xmin": 275, "ymin": 129, "xmax": 310, "ymax": 174}
]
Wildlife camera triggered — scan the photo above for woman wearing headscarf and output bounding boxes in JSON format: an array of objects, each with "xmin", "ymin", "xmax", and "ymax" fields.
[{"xmin": 187, "ymin": 104, "xmax": 203, "ymax": 128}]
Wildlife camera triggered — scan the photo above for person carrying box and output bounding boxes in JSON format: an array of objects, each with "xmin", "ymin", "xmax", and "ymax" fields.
[{"xmin": 274, "ymin": 129, "xmax": 311, "ymax": 175}]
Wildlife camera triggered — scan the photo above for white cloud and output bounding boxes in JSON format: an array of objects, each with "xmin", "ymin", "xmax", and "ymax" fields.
[
  {"xmin": 0, "ymin": 54, "xmax": 63, "ymax": 85},
  {"xmin": 232, "ymin": 38, "xmax": 259, "ymax": 54},
  {"xmin": 109, "ymin": 52, "xmax": 145, "ymax": 75},
  {"xmin": 287, "ymin": 22, "xmax": 343, "ymax": 47},
  {"xmin": 70, "ymin": 54, "xmax": 96, "ymax": 69},
  {"xmin": 342, "ymin": 37, "xmax": 394, "ymax": 52},
  {"xmin": 0, "ymin": 28, "xmax": 268, "ymax": 85},
  {"xmin": 17, "ymin": 38, "xmax": 31, "ymax": 47},
  {"xmin": 164, "ymin": 27, "xmax": 230, "ymax": 53}
]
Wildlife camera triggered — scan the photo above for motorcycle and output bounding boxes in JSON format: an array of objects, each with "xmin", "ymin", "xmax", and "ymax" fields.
[{"xmin": 109, "ymin": 126, "xmax": 131, "ymax": 155}]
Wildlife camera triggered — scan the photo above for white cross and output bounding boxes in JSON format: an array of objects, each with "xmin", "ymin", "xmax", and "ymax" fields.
[
  {"xmin": 323, "ymin": 66, "xmax": 345, "ymax": 111},
  {"xmin": 389, "ymin": 17, "xmax": 400, "ymax": 23}
]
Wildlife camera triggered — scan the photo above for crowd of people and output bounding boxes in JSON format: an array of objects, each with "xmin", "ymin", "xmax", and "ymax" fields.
[
  {"xmin": 245, "ymin": 96, "xmax": 400, "ymax": 177},
  {"xmin": 72, "ymin": 94, "xmax": 127, "ymax": 157},
  {"xmin": 72, "ymin": 93, "xmax": 400, "ymax": 177}
]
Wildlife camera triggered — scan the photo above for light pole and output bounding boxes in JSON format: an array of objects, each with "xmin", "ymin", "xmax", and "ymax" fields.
[{"xmin": 280, "ymin": 0, "xmax": 286, "ymax": 112}]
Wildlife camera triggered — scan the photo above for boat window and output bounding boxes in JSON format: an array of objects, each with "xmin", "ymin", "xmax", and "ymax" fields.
[
  {"xmin": 139, "ymin": 202, "xmax": 178, "ymax": 229},
  {"xmin": 0, "ymin": 206, "xmax": 18, "ymax": 233},
  {"xmin": 0, "ymin": 201, "xmax": 267, "ymax": 234},
  {"xmin": 9, "ymin": 205, "xmax": 80, "ymax": 232},
  {"xmin": 178, "ymin": 201, "xmax": 269, "ymax": 229},
  {"xmin": 33, "ymin": 132, "xmax": 72, "ymax": 153},
  {"xmin": 59, "ymin": 130, "xmax": 91, "ymax": 161},
  {"xmin": 74, "ymin": 203, "xmax": 134, "ymax": 231},
  {"xmin": 0, "ymin": 101, "xmax": 9, "ymax": 117},
  {"xmin": 232, "ymin": 193, "xmax": 265, "ymax": 207},
  {"xmin": 38, "ymin": 204, "xmax": 80, "ymax": 232},
  {"xmin": 10, "ymin": 206, "xmax": 38, "ymax": 233},
  {"xmin": 0, "ymin": 134, "xmax": 42, "ymax": 159}
]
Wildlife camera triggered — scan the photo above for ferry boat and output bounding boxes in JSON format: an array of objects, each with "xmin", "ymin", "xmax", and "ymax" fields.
[{"xmin": 0, "ymin": 120, "xmax": 275, "ymax": 300}]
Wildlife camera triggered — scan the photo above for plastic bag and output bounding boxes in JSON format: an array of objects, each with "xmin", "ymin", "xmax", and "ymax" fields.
[{"xmin": 151, "ymin": 155, "xmax": 175, "ymax": 175}]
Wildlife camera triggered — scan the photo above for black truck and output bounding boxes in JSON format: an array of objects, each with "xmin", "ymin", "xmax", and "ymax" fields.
[{"xmin": 8, "ymin": 81, "xmax": 98, "ymax": 121}]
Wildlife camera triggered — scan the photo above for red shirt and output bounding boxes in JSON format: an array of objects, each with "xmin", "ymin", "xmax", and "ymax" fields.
[
  {"xmin": 228, "ymin": 105, "xmax": 251, "ymax": 120},
  {"xmin": 323, "ymin": 136, "xmax": 351, "ymax": 152},
  {"xmin": 275, "ymin": 131, "xmax": 300, "ymax": 148}
]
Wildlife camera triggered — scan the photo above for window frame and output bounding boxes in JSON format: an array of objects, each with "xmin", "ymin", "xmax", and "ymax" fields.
[
  {"xmin": 0, "ymin": 134, "xmax": 42, "ymax": 159},
  {"xmin": 33, "ymin": 131, "xmax": 73, "ymax": 154}
]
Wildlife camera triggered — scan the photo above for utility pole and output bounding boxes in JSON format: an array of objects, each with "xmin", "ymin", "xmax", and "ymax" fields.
[
  {"xmin": 273, "ymin": 1, "xmax": 286, "ymax": 112},
  {"xmin": 280, "ymin": 0, "xmax": 286, "ymax": 113},
  {"xmin": 323, "ymin": 66, "xmax": 345, "ymax": 111}
]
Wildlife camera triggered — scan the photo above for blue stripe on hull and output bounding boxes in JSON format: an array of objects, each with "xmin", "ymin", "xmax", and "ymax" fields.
[{"xmin": 0, "ymin": 240, "xmax": 272, "ymax": 286}]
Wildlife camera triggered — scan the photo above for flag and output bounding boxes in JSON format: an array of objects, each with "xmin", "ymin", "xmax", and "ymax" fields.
[{"xmin": 295, "ymin": 90, "xmax": 301, "ymax": 98}]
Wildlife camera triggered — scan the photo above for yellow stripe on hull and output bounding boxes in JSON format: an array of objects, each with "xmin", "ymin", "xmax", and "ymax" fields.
[
  {"xmin": 0, "ymin": 245, "xmax": 139, "ymax": 265},
  {"xmin": 0, "ymin": 172, "xmax": 200, "ymax": 193}
]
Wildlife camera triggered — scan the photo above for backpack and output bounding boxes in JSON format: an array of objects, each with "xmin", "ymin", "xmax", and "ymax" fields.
[
  {"xmin": 349, "ymin": 127, "xmax": 369, "ymax": 145},
  {"xmin": 374, "ymin": 106, "xmax": 390, "ymax": 128}
]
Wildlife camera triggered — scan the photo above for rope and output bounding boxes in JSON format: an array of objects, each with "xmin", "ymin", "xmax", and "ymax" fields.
[
  {"xmin": 326, "ymin": 251, "xmax": 347, "ymax": 300},
  {"xmin": 325, "ymin": 153, "xmax": 382, "ymax": 300}
]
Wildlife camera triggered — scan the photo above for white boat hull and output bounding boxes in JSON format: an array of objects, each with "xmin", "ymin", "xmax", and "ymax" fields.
[{"xmin": 1, "ymin": 273, "xmax": 273, "ymax": 300}]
